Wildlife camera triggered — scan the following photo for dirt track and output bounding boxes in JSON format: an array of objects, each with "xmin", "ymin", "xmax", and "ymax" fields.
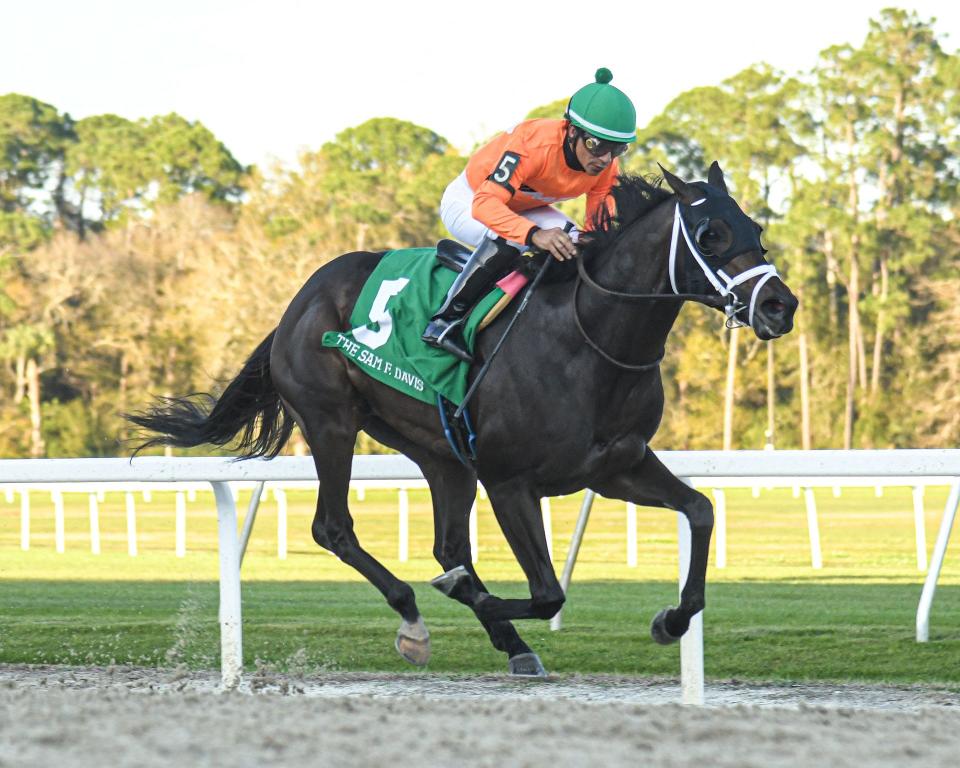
[{"xmin": 2, "ymin": 665, "xmax": 958, "ymax": 767}]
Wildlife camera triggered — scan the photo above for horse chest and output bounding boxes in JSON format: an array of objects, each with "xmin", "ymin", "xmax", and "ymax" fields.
[{"xmin": 593, "ymin": 380, "xmax": 664, "ymax": 439}]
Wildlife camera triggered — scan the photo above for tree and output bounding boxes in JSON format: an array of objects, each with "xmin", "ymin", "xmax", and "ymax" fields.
[
  {"xmin": 525, "ymin": 98, "xmax": 568, "ymax": 122},
  {"xmin": 0, "ymin": 323, "xmax": 53, "ymax": 456},
  {"xmin": 144, "ymin": 114, "xmax": 247, "ymax": 205},
  {"xmin": 801, "ymin": 10, "xmax": 955, "ymax": 448},
  {"xmin": 634, "ymin": 65, "xmax": 806, "ymax": 449},
  {"xmin": 0, "ymin": 94, "xmax": 74, "ymax": 217},
  {"xmin": 63, "ymin": 114, "xmax": 152, "ymax": 233},
  {"xmin": 857, "ymin": 9, "xmax": 948, "ymax": 411},
  {"xmin": 314, "ymin": 117, "xmax": 463, "ymax": 250}
]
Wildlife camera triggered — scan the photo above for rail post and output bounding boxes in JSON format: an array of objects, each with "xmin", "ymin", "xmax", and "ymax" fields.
[
  {"xmin": 53, "ymin": 490, "xmax": 65, "ymax": 554},
  {"xmin": 916, "ymin": 478, "xmax": 960, "ymax": 642},
  {"xmin": 89, "ymin": 494, "xmax": 100, "ymax": 555},
  {"xmin": 175, "ymin": 492, "xmax": 186, "ymax": 557},
  {"xmin": 212, "ymin": 481, "xmax": 243, "ymax": 689},
  {"xmin": 469, "ymin": 499, "xmax": 478, "ymax": 563},
  {"xmin": 678, "ymin": 479, "xmax": 705, "ymax": 705},
  {"xmin": 541, "ymin": 497, "xmax": 554, "ymax": 561},
  {"xmin": 398, "ymin": 488, "xmax": 409, "ymax": 562},
  {"xmin": 550, "ymin": 489, "xmax": 596, "ymax": 631},
  {"xmin": 20, "ymin": 491, "xmax": 29, "ymax": 551},
  {"xmin": 912, "ymin": 485, "xmax": 927, "ymax": 572},
  {"xmin": 803, "ymin": 487, "xmax": 822, "ymax": 569},
  {"xmin": 712, "ymin": 489, "xmax": 727, "ymax": 569}
]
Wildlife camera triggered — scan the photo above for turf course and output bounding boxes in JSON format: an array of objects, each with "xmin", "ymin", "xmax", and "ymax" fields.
[{"xmin": 1, "ymin": 485, "xmax": 958, "ymax": 683}]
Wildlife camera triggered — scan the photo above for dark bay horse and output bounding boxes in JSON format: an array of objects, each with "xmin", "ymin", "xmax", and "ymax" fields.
[{"xmin": 130, "ymin": 163, "xmax": 797, "ymax": 675}]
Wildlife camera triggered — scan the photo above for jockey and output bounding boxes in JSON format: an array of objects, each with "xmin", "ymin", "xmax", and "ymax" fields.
[{"xmin": 422, "ymin": 67, "xmax": 638, "ymax": 363}]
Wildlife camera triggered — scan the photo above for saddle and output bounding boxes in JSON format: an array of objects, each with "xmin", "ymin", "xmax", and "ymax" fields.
[
  {"xmin": 435, "ymin": 239, "xmax": 527, "ymax": 330},
  {"xmin": 435, "ymin": 239, "xmax": 471, "ymax": 272}
]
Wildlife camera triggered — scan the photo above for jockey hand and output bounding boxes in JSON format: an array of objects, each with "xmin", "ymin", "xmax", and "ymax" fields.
[{"xmin": 531, "ymin": 227, "xmax": 578, "ymax": 262}]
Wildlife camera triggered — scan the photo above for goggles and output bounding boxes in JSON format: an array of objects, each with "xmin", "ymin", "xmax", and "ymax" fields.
[{"xmin": 580, "ymin": 131, "xmax": 629, "ymax": 158}]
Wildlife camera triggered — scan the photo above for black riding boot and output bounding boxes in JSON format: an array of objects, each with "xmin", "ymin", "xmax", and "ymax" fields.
[{"xmin": 422, "ymin": 237, "xmax": 520, "ymax": 363}]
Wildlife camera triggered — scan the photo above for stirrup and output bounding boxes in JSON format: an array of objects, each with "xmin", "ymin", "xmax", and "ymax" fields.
[
  {"xmin": 437, "ymin": 395, "xmax": 477, "ymax": 466},
  {"xmin": 423, "ymin": 319, "xmax": 472, "ymax": 363}
]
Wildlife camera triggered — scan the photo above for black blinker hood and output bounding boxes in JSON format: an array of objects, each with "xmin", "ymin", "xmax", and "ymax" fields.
[{"xmin": 678, "ymin": 181, "xmax": 765, "ymax": 270}]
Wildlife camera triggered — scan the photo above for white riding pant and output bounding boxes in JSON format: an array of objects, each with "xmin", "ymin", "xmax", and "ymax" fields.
[{"xmin": 439, "ymin": 171, "xmax": 579, "ymax": 249}]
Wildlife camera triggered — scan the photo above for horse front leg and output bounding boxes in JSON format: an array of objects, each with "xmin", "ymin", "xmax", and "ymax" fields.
[
  {"xmin": 463, "ymin": 478, "xmax": 566, "ymax": 628},
  {"xmin": 361, "ymin": 416, "xmax": 541, "ymax": 674},
  {"xmin": 425, "ymin": 473, "xmax": 564, "ymax": 654},
  {"xmin": 594, "ymin": 447, "xmax": 714, "ymax": 644},
  {"xmin": 420, "ymin": 455, "xmax": 543, "ymax": 674},
  {"xmin": 427, "ymin": 477, "xmax": 559, "ymax": 677}
]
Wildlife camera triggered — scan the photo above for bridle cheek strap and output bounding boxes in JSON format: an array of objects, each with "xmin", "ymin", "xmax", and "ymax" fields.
[{"xmin": 669, "ymin": 202, "xmax": 778, "ymax": 327}]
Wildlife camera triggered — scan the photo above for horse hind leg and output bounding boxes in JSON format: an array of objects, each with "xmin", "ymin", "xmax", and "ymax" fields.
[{"xmin": 300, "ymin": 408, "xmax": 431, "ymax": 667}]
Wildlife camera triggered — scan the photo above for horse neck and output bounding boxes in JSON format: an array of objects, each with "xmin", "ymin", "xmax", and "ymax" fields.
[{"xmin": 576, "ymin": 197, "xmax": 682, "ymax": 366}]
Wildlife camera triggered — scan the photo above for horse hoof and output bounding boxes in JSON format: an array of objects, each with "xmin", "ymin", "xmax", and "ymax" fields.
[
  {"xmin": 395, "ymin": 617, "xmax": 431, "ymax": 667},
  {"xmin": 430, "ymin": 565, "xmax": 470, "ymax": 596},
  {"xmin": 508, "ymin": 652, "xmax": 547, "ymax": 677},
  {"xmin": 650, "ymin": 607, "xmax": 682, "ymax": 645}
]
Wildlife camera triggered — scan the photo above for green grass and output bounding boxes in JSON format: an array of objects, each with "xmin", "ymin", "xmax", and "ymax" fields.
[{"xmin": 1, "ymin": 485, "xmax": 958, "ymax": 683}]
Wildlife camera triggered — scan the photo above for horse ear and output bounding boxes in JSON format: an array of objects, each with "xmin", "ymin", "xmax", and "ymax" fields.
[
  {"xmin": 707, "ymin": 161, "xmax": 728, "ymax": 194},
  {"xmin": 658, "ymin": 163, "xmax": 700, "ymax": 205}
]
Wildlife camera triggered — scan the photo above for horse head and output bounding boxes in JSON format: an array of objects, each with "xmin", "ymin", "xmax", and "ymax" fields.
[{"xmin": 659, "ymin": 162, "xmax": 798, "ymax": 340}]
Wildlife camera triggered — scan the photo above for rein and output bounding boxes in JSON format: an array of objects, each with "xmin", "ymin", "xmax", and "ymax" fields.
[
  {"xmin": 573, "ymin": 261, "xmax": 675, "ymax": 372},
  {"xmin": 573, "ymin": 221, "xmax": 725, "ymax": 373},
  {"xmin": 573, "ymin": 199, "xmax": 778, "ymax": 371}
]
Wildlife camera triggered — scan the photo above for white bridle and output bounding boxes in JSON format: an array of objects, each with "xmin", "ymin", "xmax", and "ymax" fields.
[{"xmin": 668, "ymin": 200, "xmax": 778, "ymax": 328}]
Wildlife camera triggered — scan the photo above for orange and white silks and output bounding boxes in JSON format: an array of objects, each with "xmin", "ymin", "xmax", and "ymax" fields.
[{"xmin": 464, "ymin": 118, "xmax": 620, "ymax": 245}]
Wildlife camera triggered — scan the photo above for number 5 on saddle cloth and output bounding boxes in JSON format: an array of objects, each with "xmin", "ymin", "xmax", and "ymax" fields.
[{"xmin": 320, "ymin": 241, "xmax": 548, "ymax": 466}]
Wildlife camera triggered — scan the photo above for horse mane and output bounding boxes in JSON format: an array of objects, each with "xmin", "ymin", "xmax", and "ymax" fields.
[{"xmin": 580, "ymin": 174, "xmax": 673, "ymax": 262}]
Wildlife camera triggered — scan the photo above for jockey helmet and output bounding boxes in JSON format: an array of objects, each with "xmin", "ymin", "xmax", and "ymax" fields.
[{"xmin": 565, "ymin": 68, "xmax": 637, "ymax": 144}]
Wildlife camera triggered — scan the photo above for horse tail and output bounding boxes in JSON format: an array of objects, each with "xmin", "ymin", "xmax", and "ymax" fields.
[{"xmin": 127, "ymin": 329, "xmax": 294, "ymax": 459}]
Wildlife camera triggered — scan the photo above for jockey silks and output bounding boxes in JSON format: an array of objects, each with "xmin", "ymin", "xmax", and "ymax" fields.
[{"xmin": 465, "ymin": 119, "xmax": 619, "ymax": 244}]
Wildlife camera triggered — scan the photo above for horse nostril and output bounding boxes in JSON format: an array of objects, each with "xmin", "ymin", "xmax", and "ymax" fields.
[{"xmin": 763, "ymin": 299, "xmax": 786, "ymax": 318}]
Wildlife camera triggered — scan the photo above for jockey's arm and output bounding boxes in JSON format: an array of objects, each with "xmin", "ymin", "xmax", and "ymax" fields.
[
  {"xmin": 470, "ymin": 148, "xmax": 542, "ymax": 245},
  {"xmin": 471, "ymin": 153, "xmax": 577, "ymax": 261}
]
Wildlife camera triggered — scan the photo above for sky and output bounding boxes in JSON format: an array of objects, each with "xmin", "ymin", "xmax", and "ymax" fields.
[{"xmin": 2, "ymin": 1, "xmax": 958, "ymax": 170}]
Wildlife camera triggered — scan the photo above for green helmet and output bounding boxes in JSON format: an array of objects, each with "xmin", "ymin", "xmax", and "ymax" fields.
[{"xmin": 566, "ymin": 68, "xmax": 637, "ymax": 143}]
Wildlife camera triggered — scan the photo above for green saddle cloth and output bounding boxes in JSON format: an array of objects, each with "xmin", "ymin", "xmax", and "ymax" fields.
[{"xmin": 321, "ymin": 247, "xmax": 505, "ymax": 406}]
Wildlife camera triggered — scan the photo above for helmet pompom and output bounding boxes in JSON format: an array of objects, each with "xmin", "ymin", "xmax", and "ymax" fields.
[{"xmin": 595, "ymin": 67, "xmax": 613, "ymax": 84}]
